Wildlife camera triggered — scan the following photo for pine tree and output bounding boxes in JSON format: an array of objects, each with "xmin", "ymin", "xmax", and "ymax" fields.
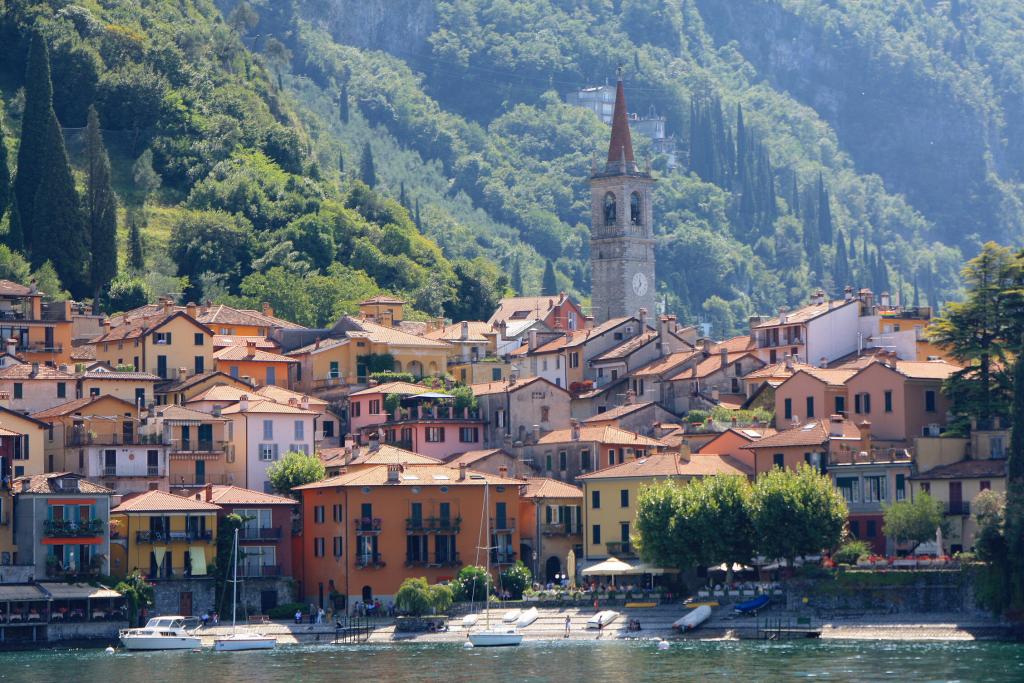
[
  {"xmin": 399, "ymin": 181, "xmax": 408, "ymax": 210},
  {"xmin": 5, "ymin": 194, "xmax": 23, "ymax": 251},
  {"xmin": 339, "ymin": 83, "xmax": 350, "ymax": 124},
  {"xmin": 510, "ymin": 257, "xmax": 523, "ymax": 295},
  {"xmin": 414, "ymin": 198, "xmax": 422, "ymax": 231},
  {"xmin": 832, "ymin": 230, "xmax": 851, "ymax": 293},
  {"xmin": 913, "ymin": 269, "xmax": 921, "ymax": 308},
  {"xmin": 85, "ymin": 106, "xmax": 118, "ymax": 301},
  {"xmin": 541, "ymin": 259, "xmax": 557, "ymax": 296},
  {"xmin": 360, "ymin": 142, "xmax": 376, "ymax": 188},
  {"xmin": 13, "ymin": 32, "xmax": 58, "ymax": 253},
  {"xmin": 816, "ymin": 173, "xmax": 833, "ymax": 245},
  {"xmin": 338, "ymin": 149, "xmax": 345, "ymax": 177},
  {"xmin": 127, "ymin": 207, "xmax": 145, "ymax": 271}
]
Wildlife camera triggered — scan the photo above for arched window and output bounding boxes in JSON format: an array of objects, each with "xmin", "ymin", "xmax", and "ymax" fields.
[
  {"xmin": 630, "ymin": 192, "xmax": 642, "ymax": 227},
  {"xmin": 603, "ymin": 192, "xmax": 617, "ymax": 225}
]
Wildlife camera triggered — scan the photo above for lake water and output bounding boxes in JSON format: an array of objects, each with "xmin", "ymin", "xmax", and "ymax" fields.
[{"xmin": 1, "ymin": 640, "xmax": 1023, "ymax": 682}]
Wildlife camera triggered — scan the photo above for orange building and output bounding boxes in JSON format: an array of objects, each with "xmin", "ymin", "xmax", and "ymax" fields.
[
  {"xmin": 773, "ymin": 367, "xmax": 857, "ymax": 429},
  {"xmin": 213, "ymin": 341, "xmax": 298, "ymax": 388},
  {"xmin": 295, "ymin": 463, "xmax": 521, "ymax": 612},
  {"xmin": 0, "ymin": 279, "xmax": 76, "ymax": 364}
]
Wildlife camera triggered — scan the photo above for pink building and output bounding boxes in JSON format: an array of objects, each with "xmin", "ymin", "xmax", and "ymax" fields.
[
  {"xmin": 362, "ymin": 409, "xmax": 486, "ymax": 460},
  {"xmin": 348, "ymin": 381, "xmax": 426, "ymax": 435},
  {"xmin": 773, "ymin": 367, "xmax": 856, "ymax": 429}
]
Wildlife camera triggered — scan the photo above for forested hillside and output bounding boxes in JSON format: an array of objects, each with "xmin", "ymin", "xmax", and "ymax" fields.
[{"xmin": 2, "ymin": 1, "xmax": 1022, "ymax": 335}]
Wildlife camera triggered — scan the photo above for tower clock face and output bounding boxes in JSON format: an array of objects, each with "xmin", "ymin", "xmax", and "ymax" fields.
[{"xmin": 632, "ymin": 272, "xmax": 649, "ymax": 297}]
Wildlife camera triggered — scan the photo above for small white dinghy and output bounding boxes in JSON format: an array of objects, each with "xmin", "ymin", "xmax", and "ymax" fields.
[
  {"xmin": 586, "ymin": 610, "xmax": 619, "ymax": 629},
  {"xmin": 672, "ymin": 605, "xmax": 712, "ymax": 631},
  {"xmin": 515, "ymin": 606, "xmax": 539, "ymax": 628},
  {"xmin": 213, "ymin": 633, "xmax": 277, "ymax": 651},
  {"xmin": 502, "ymin": 609, "xmax": 522, "ymax": 624},
  {"xmin": 462, "ymin": 614, "xmax": 480, "ymax": 628}
]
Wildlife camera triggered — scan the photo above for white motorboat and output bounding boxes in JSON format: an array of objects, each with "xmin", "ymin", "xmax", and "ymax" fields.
[
  {"xmin": 672, "ymin": 605, "xmax": 712, "ymax": 631},
  {"xmin": 467, "ymin": 477, "xmax": 523, "ymax": 648},
  {"xmin": 515, "ymin": 606, "xmax": 539, "ymax": 628},
  {"xmin": 212, "ymin": 528, "xmax": 277, "ymax": 652},
  {"xmin": 461, "ymin": 614, "xmax": 480, "ymax": 628},
  {"xmin": 502, "ymin": 609, "xmax": 522, "ymax": 624},
  {"xmin": 586, "ymin": 610, "xmax": 619, "ymax": 629},
  {"xmin": 119, "ymin": 616, "xmax": 201, "ymax": 650}
]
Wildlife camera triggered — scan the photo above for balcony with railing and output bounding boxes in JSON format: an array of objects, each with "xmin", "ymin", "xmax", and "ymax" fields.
[
  {"xmin": 405, "ymin": 516, "xmax": 462, "ymax": 533},
  {"xmin": 490, "ymin": 517, "xmax": 516, "ymax": 533},
  {"xmin": 605, "ymin": 541, "xmax": 635, "ymax": 557},
  {"xmin": 67, "ymin": 430, "xmax": 164, "ymax": 447},
  {"xmin": 170, "ymin": 473, "xmax": 232, "ymax": 487},
  {"xmin": 168, "ymin": 440, "xmax": 229, "ymax": 458},
  {"xmin": 355, "ymin": 552, "xmax": 385, "ymax": 568},
  {"xmin": 43, "ymin": 519, "xmax": 106, "ymax": 537},
  {"xmin": 541, "ymin": 522, "xmax": 581, "ymax": 536},
  {"xmin": 312, "ymin": 373, "xmax": 347, "ymax": 389},
  {"xmin": 240, "ymin": 564, "xmax": 282, "ymax": 578},
  {"xmin": 135, "ymin": 529, "xmax": 214, "ymax": 544},
  {"xmin": 946, "ymin": 501, "xmax": 971, "ymax": 516},
  {"xmin": 829, "ymin": 447, "xmax": 914, "ymax": 466},
  {"xmin": 99, "ymin": 464, "xmax": 164, "ymax": 478},
  {"xmin": 490, "ymin": 550, "xmax": 517, "ymax": 565},
  {"xmin": 239, "ymin": 526, "xmax": 283, "ymax": 541},
  {"xmin": 753, "ymin": 331, "xmax": 805, "ymax": 349},
  {"xmin": 354, "ymin": 518, "xmax": 382, "ymax": 535}
]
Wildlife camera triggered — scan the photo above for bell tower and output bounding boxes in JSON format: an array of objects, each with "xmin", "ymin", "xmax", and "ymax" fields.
[{"xmin": 589, "ymin": 75, "xmax": 656, "ymax": 324}]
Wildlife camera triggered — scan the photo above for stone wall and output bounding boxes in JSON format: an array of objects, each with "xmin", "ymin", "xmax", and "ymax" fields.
[
  {"xmin": 785, "ymin": 569, "xmax": 983, "ymax": 615},
  {"xmin": 48, "ymin": 620, "xmax": 125, "ymax": 642},
  {"xmin": 152, "ymin": 578, "xmax": 217, "ymax": 617}
]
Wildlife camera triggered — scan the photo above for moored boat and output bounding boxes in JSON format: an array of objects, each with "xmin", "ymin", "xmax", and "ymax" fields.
[
  {"xmin": 213, "ymin": 633, "xmax": 277, "ymax": 651},
  {"xmin": 586, "ymin": 610, "xmax": 619, "ymax": 629},
  {"xmin": 462, "ymin": 614, "xmax": 480, "ymax": 628},
  {"xmin": 119, "ymin": 616, "xmax": 201, "ymax": 650},
  {"xmin": 515, "ymin": 606, "xmax": 539, "ymax": 628},
  {"xmin": 733, "ymin": 595, "xmax": 770, "ymax": 615},
  {"xmin": 502, "ymin": 609, "xmax": 522, "ymax": 624},
  {"xmin": 672, "ymin": 605, "xmax": 712, "ymax": 631}
]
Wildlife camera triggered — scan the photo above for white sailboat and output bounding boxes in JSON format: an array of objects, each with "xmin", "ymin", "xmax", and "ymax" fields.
[
  {"xmin": 468, "ymin": 477, "xmax": 523, "ymax": 648},
  {"xmin": 213, "ymin": 528, "xmax": 277, "ymax": 651}
]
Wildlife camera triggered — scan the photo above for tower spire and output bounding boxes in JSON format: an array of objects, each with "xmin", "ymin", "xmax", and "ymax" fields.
[{"xmin": 606, "ymin": 71, "xmax": 635, "ymax": 173}]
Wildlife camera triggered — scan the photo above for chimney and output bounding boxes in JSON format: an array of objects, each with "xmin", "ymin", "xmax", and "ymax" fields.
[
  {"xmin": 711, "ymin": 388, "xmax": 720, "ymax": 401},
  {"xmin": 29, "ymin": 279, "xmax": 38, "ymax": 294},
  {"xmin": 531, "ymin": 424, "xmax": 541, "ymax": 444},
  {"xmin": 458, "ymin": 462, "xmax": 468, "ymax": 481},
  {"xmin": 314, "ymin": 337, "xmax": 321, "ymax": 350},
  {"xmin": 5, "ymin": 338, "xmax": 15, "ymax": 356},
  {"xmin": 844, "ymin": 286, "xmax": 854, "ymax": 301},
  {"xmin": 879, "ymin": 292, "xmax": 891, "ymax": 308},
  {"xmin": 784, "ymin": 354, "xmax": 794, "ymax": 371},
  {"xmin": 570, "ymin": 419, "xmax": 580, "ymax": 441},
  {"xmin": 625, "ymin": 389, "xmax": 636, "ymax": 405},
  {"xmin": 719, "ymin": 346, "xmax": 728, "ymax": 368},
  {"xmin": 203, "ymin": 300, "xmax": 212, "ymax": 314},
  {"xmin": 528, "ymin": 330, "xmax": 538, "ymax": 351},
  {"xmin": 460, "ymin": 321, "xmax": 469, "ymax": 341},
  {"xmin": 820, "ymin": 356, "xmax": 828, "ymax": 369},
  {"xmin": 498, "ymin": 465, "xmax": 508, "ymax": 479},
  {"xmin": 301, "ymin": 395, "xmax": 309, "ymax": 410},
  {"xmin": 203, "ymin": 483, "xmax": 213, "ymax": 502},
  {"xmin": 102, "ymin": 319, "xmax": 111, "ymax": 332},
  {"xmin": 239, "ymin": 394, "xmax": 249, "ymax": 412},
  {"xmin": 186, "ymin": 301, "xmax": 197, "ymax": 318},
  {"xmin": 387, "ymin": 463, "xmax": 401, "ymax": 483},
  {"xmin": 829, "ymin": 414, "xmax": 845, "ymax": 437},
  {"xmin": 246, "ymin": 340, "xmax": 257, "ymax": 358},
  {"xmin": 288, "ymin": 397, "xmax": 297, "ymax": 407},
  {"xmin": 178, "ymin": 367, "xmax": 188, "ymax": 381},
  {"xmin": 30, "ymin": 362, "xmax": 39, "ymax": 377},
  {"xmin": 638, "ymin": 308, "xmax": 648, "ymax": 330},
  {"xmin": 349, "ymin": 442, "xmax": 361, "ymax": 463},
  {"xmin": 163, "ymin": 298, "xmax": 173, "ymax": 314},
  {"xmin": 368, "ymin": 431, "xmax": 380, "ymax": 451},
  {"xmin": 508, "ymin": 373, "xmax": 517, "ymax": 386},
  {"xmin": 679, "ymin": 443, "xmax": 691, "ymax": 463},
  {"xmin": 857, "ymin": 420, "xmax": 872, "ymax": 453},
  {"xmin": 262, "ymin": 302, "xmax": 274, "ymax": 318},
  {"xmin": 212, "ymin": 405, "xmax": 222, "ymax": 417},
  {"xmin": 778, "ymin": 306, "xmax": 789, "ymax": 325}
]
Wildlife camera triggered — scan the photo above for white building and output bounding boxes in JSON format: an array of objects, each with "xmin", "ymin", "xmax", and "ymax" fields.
[{"xmin": 221, "ymin": 397, "xmax": 318, "ymax": 493}]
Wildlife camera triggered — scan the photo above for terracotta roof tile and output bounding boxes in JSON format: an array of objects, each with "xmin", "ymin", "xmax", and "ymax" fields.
[
  {"xmin": 487, "ymin": 294, "xmax": 574, "ymax": 326},
  {"xmin": 521, "ymin": 477, "xmax": 582, "ymax": 499},
  {"xmin": 582, "ymin": 402, "xmax": 659, "ymax": 423},
  {"xmin": 255, "ymin": 385, "xmax": 327, "ymax": 406},
  {"xmin": 632, "ymin": 350, "xmax": 702, "ymax": 378},
  {"xmin": 893, "ymin": 360, "xmax": 960, "ymax": 380},
  {"xmin": 156, "ymin": 371, "xmax": 253, "ymax": 394},
  {"xmin": 578, "ymin": 452, "xmax": 751, "ymax": 480},
  {"xmin": 15, "ymin": 472, "xmax": 112, "ymax": 495},
  {"xmin": 199, "ymin": 304, "xmax": 304, "ymax": 330},
  {"xmin": 753, "ymin": 299, "xmax": 858, "ymax": 328},
  {"xmin": 469, "ymin": 376, "xmax": 562, "ymax": 396},
  {"xmin": 285, "ymin": 337, "xmax": 349, "ymax": 356},
  {"xmin": 186, "ymin": 385, "xmax": 252, "ymax": 403},
  {"xmin": 537, "ymin": 425, "xmax": 666, "ymax": 448},
  {"xmin": 213, "ymin": 345, "xmax": 298, "ymax": 363},
  {"xmin": 359, "ymin": 295, "xmax": 407, "ymax": 305},
  {"xmin": 743, "ymin": 419, "xmax": 860, "ymax": 449},
  {"xmin": 349, "ymin": 381, "xmax": 428, "ymax": 397},
  {"xmin": 221, "ymin": 398, "xmax": 317, "ymax": 415},
  {"xmin": 112, "ymin": 489, "xmax": 221, "ymax": 513},
  {"xmin": 593, "ymin": 332, "xmax": 658, "ymax": 362},
  {"xmin": 348, "ymin": 320, "xmax": 449, "ymax": 348},
  {"xmin": 70, "ymin": 345, "xmax": 96, "ymax": 361},
  {"xmin": 317, "ymin": 444, "xmax": 439, "ymax": 467},
  {"xmin": 912, "ymin": 459, "xmax": 1007, "ymax": 480},
  {"xmin": 32, "ymin": 395, "xmax": 136, "ymax": 419},
  {"xmin": 294, "ymin": 464, "xmax": 521, "ymax": 490},
  {"xmin": 423, "ymin": 321, "xmax": 492, "ymax": 342},
  {"xmin": 443, "ymin": 449, "xmax": 511, "ymax": 467},
  {"xmin": 153, "ymin": 404, "xmax": 228, "ymax": 422},
  {"xmin": 212, "ymin": 335, "xmax": 280, "ymax": 350},
  {"xmin": 81, "ymin": 369, "xmax": 161, "ymax": 381},
  {"xmin": 0, "ymin": 279, "xmax": 35, "ymax": 297},
  {"xmin": 206, "ymin": 485, "xmax": 297, "ymax": 506},
  {"xmin": 669, "ymin": 352, "xmax": 760, "ymax": 381},
  {"xmin": 0, "ymin": 365, "xmax": 76, "ymax": 380}
]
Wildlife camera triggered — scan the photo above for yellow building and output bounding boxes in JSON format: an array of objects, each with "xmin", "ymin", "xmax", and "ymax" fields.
[
  {"xmin": 357, "ymin": 295, "xmax": 408, "ymax": 327},
  {"xmin": 0, "ymin": 406, "xmax": 48, "ymax": 562},
  {"xmin": 149, "ymin": 404, "xmax": 233, "ymax": 488},
  {"xmin": 155, "ymin": 370, "xmax": 254, "ymax": 407},
  {"xmin": 32, "ymin": 394, "xmax": 140, "ymax": 473},
  {"xmin": 876, "ymin": 302, "xmax": 950, "ymax": 361},
  {"xmin": 109, "ymin": 489, "xmax": 220, "ymax": 580},
  {"xmin": 108, "ymin": 299, "xmax": 304, "ymax": 338},
  {"xmin": 78, "ymin": 367, "xmax": 161, "ymax": 406},
  {"xmin": 0, "ymin": 279, "xmax": 76, "ymax": 365},
  {"xmin": 910, "ymin": 426, "xmax": 1009, "ymax": 553},
  {"xmin": 577, "ymin": 452, "xmax": 750, "ymax": 562},
  {"xmin": 286, "ymin": 317, "xmax": 450, "ymax": 392},
  {"xmin": 92, "ymin": 308, "xmax": 215, "ymax": 380}
]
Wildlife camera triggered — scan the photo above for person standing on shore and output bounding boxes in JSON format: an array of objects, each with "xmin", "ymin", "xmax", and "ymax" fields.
[{"xmin": 564, "ymin": 615, "xmax": 571, "ymax": 638}]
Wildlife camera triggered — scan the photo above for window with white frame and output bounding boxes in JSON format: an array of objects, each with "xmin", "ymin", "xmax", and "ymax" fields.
[
  {"xmin": 863, "ymin": 475, "xmax": 887, "ymax": 503},
  {"xmin": 259, "ymin": 443, "xmax": 277, "ymax": 461},
  {"xmin": 426, "ymin": 427, "xmax": 445, "ymax": 443}
]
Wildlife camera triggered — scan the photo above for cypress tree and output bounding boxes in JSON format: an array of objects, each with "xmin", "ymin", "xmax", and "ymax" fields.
[
  {"xmin": 85, "ymin": 106, "xmax": 118, "ymax": 301},
  {"xmin": 399, "ymin": 181, "xmax": 408, "ymax": 210},
  {"xmin": 338, "ymin": 149, "xmax": 345, "ymax": 176},
  {"xmin": 414, "ymin": 198, "xmax": 422, "ymax": 231},
  {"xmin": 817, "ymin": 173, "xmax": 833, "ymax": 245},
  {"xmin": 735, "ymin": 103, "xmax": 746, "ymax": 183},
  {"xmin": 33, "ymin": 114, "xmax": 87, "ymax": 295},
  {"xmin": 912, "ymin": 269, "xmax": 920, "ymax": 308},
  {"xmin": 0, "ymin": 111, "xmax": 8, "ymax": 222},
  {"xmin": 541, "ymin": 259, "xmax": 557, "ymax": 296},
  {"xmin": 510, "ymin": 257, "xmax": 523, "ymax": 296},
  {"xmin": 14, "ymin": 32, "xmax": 57, "ymax": 253},
  {"xmin": 5, "ymin": 194, "xmax": 23, "ymax": 251},
  {"xmin": 127, "ymin": 208, "xmax": 145, "ymax": 271},
  {"xmin": 832, "ymin": 230, "xmax": 851, "ymax": 293},
  {"xmin": 339, "ymin": 83, "xmax": 350, "ymax": 124},
  {"xmin": 360, "ymin": 142, "xmax": 376, "ymax": 188}
]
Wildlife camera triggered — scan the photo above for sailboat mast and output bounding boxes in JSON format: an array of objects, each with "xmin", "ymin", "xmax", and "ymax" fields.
[
  {"xmin": 231, "ymin": 527, "xmax": 238, "ymax": 629},
  {"xmin": 484, "ymin": 480, "xmax": 489, "ymax": 628}
]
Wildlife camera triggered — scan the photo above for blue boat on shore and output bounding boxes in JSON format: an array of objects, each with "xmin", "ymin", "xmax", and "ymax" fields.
[{"xmin": 734, "ymin": 595, "xmax": 770, "ymax": 615}]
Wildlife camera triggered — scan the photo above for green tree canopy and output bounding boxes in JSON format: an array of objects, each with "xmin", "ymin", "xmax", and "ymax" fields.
[
  {"xmin": 266, "ymin": 450, "xmax": 326, "ymax": 497},
  {"xmin": 882, "ymin": 492, "xmax": 947, "ymax": 549},
  {"xmin": 85, "ymin": 105, "xmax": 118, "ymax": 301}
]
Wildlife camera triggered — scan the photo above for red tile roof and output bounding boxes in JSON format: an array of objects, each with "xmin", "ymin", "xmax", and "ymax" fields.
[
  {"xmin": 582, "ymin": 402, "xmax": 661, "ymax": 423},
  {"xmin": 443, "ymin": 449, "xmax": 512, "ymax": 467},
  {"xmin": 744, "ymin": 419, "xmax": 860, "ymax": 449},
  {"xmin": 32, "ymin": 394, "xmax": 137, "ymax": 419},
  {"xmin": 213, "ymin": 345, "xmax": 298, "ymax": 363},
  {"xmin": 0, "ymin": 364, "xmax": 76, "ymax": 380},
  {"xmin": 522, "ymin": 477, "xmax": 582, "ymax": 499},
  {"xmin": 112, "ymin": 489, "xmax": 221, "ymax": 513},
  {"xmin": 669, "ymin": 352, "xmax": 759, "ymax": 381},
  {"xmin": 294, "ymin": 464, "xmax": 521, "ymax": 490},
  {"xmin": 592, "ymin": 332, "xmax": 658, "ymax": 362},
  {"xmin": 632, "ymin": 350, "xmax": 702, "ymax": 378},
  {"xmin": 912, "ymin": 459, "xmax": 1007, "ymax": 480},
  {"xmin": 537, "ymin": 425, "xmax": 666, "ymax": 448},
  {"xmin": 0, "ymin": 279, "xmax": 35, "ymax": 297},
  {"xmin": 578, "ymin": 452, "xmax": 751, "ymax": 480},
  {"xmin": 205, "ymin": 485, "xmax": 297, "ymax": 506},
  {"xmin": 469, "ymin": 376, "xmax": 564, "ymax": 396},
  {"xmin": 15, "ymin": 472, "xmax": 112, "ymax": 495},
  {"xmin": 423, "ymin": 321, "xmax": 493, "ymax": 342},
  {"xmin": 349, "ymin": 381, "xmax": 428, "ymax": 397}
]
